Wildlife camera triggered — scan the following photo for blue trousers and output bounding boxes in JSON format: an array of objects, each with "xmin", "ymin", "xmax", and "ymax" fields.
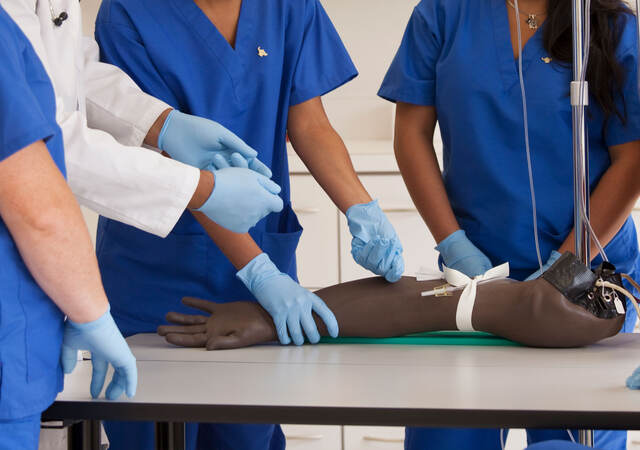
[
  {"xmin": 104, "ymin": 421, "xmax": 285, "ymax": 450},
  {"xmin": 0, "ymin": 415, "xmax": 40, "ymax": 450}
]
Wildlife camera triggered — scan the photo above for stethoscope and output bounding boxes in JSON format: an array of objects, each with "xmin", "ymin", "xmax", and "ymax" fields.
[{"xmin": 48, "ymin": 0, "xmax": 68, "ymax": 27}]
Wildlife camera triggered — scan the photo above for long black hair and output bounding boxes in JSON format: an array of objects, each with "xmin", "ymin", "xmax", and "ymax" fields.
[{"xmin": 543, "ymin": 0, "xmax": 634, "ymax": 128}]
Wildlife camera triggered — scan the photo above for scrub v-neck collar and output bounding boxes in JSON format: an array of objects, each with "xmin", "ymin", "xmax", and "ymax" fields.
[
  {"xmin": 172, "ymin": 0, "xmax": 254, "ymax": 101},
  {"xmin": 491, "ymin": 0, "xmax": 547, "ymax": 91}
]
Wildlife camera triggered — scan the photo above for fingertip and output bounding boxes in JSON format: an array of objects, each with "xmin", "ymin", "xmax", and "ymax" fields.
[{"xmin": 230, "ymin": 152, "xmax": 249, "ymax": 168}]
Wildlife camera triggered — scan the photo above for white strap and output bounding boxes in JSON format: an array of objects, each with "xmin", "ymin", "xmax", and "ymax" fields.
[{"xmin": 443, "ymin": 263, "xmax": 510, "ymax": 331}]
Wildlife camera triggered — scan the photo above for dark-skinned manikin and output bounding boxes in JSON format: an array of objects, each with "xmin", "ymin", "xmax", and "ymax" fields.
[{"xmin": 158, "ymin": 253, "xmax": 629, "ymax": 350}]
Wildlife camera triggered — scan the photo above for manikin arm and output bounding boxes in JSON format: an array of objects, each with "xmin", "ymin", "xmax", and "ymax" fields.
[{"xmin": 158, "ymin": 254, "xmax": 626, "ymax": 350}]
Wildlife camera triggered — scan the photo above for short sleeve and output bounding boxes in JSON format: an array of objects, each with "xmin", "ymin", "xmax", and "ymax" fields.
[
  {"xmin": 0, "ymin": 33, "xmax": 56, "ymax": 162},
  {"xmin": 378, "ymin": 2, "xmax": 442, "ymax": 106},
  {"xmin": 606, "ymin": 14, "xmax": 640, "ymax": 147},
  {"xmin": 289, "ymin": 0, "xmax": 358, "ymax": 106}
]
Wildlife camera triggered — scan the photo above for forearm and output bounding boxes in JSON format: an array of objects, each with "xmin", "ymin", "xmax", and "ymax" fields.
[
  {"xmin": 0, "ymin": 142, "xmax": 108, "ymax": 323},
  {"xmin": 191, "ymin": 212, "xmax": 262, "ymax": 269},
  {"xmin": 394, "ymin": 104, "xmax": 459, "ymax": 243},
  {"xmin": 289, "ymin": 125, "xmax": 370, "ymax": 212},
  {"xmin": 558, "ymin": 153, "xmax": 640, "ymax": 258}
]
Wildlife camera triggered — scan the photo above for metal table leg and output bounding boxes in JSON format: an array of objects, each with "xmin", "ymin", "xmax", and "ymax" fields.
[
  {"xmin": 155, "ymin": 422, "xmax": 185, "ymax": 450},
  {"xmin": 67, "ymin": 420, "xmax": 101, "ymax": 450}
]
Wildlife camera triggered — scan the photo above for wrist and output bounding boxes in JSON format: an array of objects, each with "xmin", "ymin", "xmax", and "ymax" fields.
[
  {"xmin": 236, "ymin": 253, "xmax": 279, "ymax": 290},
  {"xmin": 144, "ymin": 108, "xmax": 173, "ymax": 148},
  {"xmin": 188, "ymin": 170, "xmax": 215, "ymax": 210},
  {"xmin": 67, "ymin": 302, "xmax": 110, "ymax": 326}
]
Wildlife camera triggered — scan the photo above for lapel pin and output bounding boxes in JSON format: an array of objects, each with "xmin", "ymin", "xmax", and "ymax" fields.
[
  {"xmin": 258, "ymin": 46, "xmax": 268, "ymax": 58},
  {"xmin": 541, "ymin": 57, "xmax": 552, "ymax": 64}
]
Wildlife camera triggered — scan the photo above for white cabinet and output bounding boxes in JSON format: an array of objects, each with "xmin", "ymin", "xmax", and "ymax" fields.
[
  {"xmin": 282, "ymin": 425, "xmax": 342, "ymax": 450},
  {"xmin": 343, "ymin": 426, "xmax": 404, "ymax": 450},
  {"xmin": 339, "ymin": 175, "xmax": 439, "ymax": 283},
  {"xmin": 290, "ymin": 175, "xmax": 340, "ymax": 289}
]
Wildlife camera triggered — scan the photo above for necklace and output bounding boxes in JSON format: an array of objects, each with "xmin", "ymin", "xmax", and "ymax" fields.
[{"xmin": 506, "ymin": 0, "xmax": 546, "ymax": 30}]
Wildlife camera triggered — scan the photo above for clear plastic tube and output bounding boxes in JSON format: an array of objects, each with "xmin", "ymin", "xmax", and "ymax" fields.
[{"xmin": 514, "ymin": 0, "xmax": 544, "ymax": 270}]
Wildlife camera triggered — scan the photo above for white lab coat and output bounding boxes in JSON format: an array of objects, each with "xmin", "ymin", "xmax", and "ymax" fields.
[{"xmin": 2, "ymin": 0, "xmax": 200, "ymax": 237}]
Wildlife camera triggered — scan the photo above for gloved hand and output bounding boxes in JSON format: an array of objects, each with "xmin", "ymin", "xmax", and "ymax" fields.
[
  {"xmin": 525, "ymin": 251, "xmax": 562, "ymax": 281},
  {"xmin": 158, "ymin": 110, "xmax": 272, "ymax": 177},
  {"xmin": 60, "ymin": 307, "xmax": 137, "ymax": 400},
  {"xmin": 626, "ymin": 366, "xmax": 640, "ymax": 389},
  {"xmin": 436, "ymin": 230, "xmax": 492, "ymax": 278},
  {"xmin": 197, "ymin": 167, "xmax": 284, "ymax": 233},
  {"xmin": 346, "ymin": 200, "xmax": 404, "ymax": 283},
  {"xmin": 237, "ymin": 253, "xmax": 339, "ymax": 346}
]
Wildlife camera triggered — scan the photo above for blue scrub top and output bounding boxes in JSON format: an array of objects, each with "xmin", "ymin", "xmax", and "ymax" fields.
[
  {"xmin": 379, "ymin": 0, "xmax": 640, "ymax": 282},
  {"xmin": 94, "ymin": 0, "xmax": 357, "ymax": 335},
  {"xmin": 0, "ymin": 5, "xmax": 66, "ymax": 420}
]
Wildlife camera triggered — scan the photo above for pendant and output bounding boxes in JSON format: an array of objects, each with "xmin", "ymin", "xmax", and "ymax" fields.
[{"xmin": 526, "ymin": 14, "xmax": 538, "ymax": 30}]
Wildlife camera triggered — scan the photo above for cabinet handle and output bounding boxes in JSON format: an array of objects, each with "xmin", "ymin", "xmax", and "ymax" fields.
[
  {"xmin": 293, "ymin": 208, "xmax": 321, "ymax": 214},
  {"xmin": 382, "ymin": 208, "xmax": 417, "ymax": 213},
  {"xmin": 363, "ymin": 436, "xmax": 405, "ymax": 443},
  {"xmin": 285, "ymin": 434, "xmax": 324, "ymax": 441}
]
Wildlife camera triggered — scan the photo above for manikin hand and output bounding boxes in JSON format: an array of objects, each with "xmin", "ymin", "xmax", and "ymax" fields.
[{"xmin": 158, "ymin": 298, "xmax": 276, "ymax": 350}]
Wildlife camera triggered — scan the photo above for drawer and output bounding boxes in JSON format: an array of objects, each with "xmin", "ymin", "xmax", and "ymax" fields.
[
  {"xmin": 290, "ymin": 175, "xmax": 340, "ymax": 289},
  {"xmin": 339, "ymin": 175, "xmax": 439, "ymax": 282},
  {"xmin": 282, "ymin": 425, "xmax": 342, "ymax": 450},
  {"xmin": 344, "ymin": 426, "xmax": 404, "ymax": 450}
]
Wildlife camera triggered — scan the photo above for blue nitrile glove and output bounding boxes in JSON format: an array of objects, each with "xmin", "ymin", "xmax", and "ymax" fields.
[
  {"xmin": 158, "ymin": 110, "xmax": 272, "ymax": 177},
  {"xmin": 60, "ymin": 307, "xmax": 137, "ymax": 400},
  {"xmin": 237, "ymin": 253, "xmax": 339, "ymax": 346},
  {"xmin": 525, "ymin": 251, "xmax": 562, "ymax": 281},
  {"xmin": 627, "ymin": 366, "xmax": 640, "ymax": 389},
  {"xmin": 196, "ymin": 167, "xmax": 284, "ymax": 233},
  {"xmin": 436, "ymin": 230, "xmax": 492, "ymax": 278},
  {"xmin": 346, "ymin": 200, "xmax": 404, "ymax": 283}
]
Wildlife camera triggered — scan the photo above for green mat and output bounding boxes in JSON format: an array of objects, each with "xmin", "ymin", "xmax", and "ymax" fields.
[{"xmin": 319, "ymin": 331, "xmax": 521, "ymax": 347}]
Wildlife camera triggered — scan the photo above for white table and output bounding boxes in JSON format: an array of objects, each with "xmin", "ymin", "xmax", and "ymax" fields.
[{"xmin": 44, "ymin": 333, "xmax": 640, "ymax": 449}]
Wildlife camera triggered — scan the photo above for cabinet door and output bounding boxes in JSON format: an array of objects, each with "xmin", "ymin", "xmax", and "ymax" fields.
[
  {"xmin": 344, "ymin": 426, "xmax": 404, "ymax": 450},
  {"xmin": 290, "ymin": 175, "xmax": 340, "ymax": 289},
  {"xmin": 282, "ymin": 425, "xmax": 342, "ymax": 450},
  {"xmin": 339, "ymin": 175, "xmax": 439, "ymax": 283}
]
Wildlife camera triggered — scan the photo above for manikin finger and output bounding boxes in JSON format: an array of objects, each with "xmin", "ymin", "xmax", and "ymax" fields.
[
  {"xmin": 182, "ymin": 297, "xmax": 218, "ymax": 314},
  {"xmin": 90, "ymin": 356, "xmax": 109, "ymax": 399},
  {"xmin": 164, "ymin": 332, "xmax": 208, "ymax": 348},
  {"xmin": 164, "ymin": 312, "xmax": 208, "ymax": 326},
  {"xmin": 206, "ymin": 333, "xmax": 245, "ymax": 351},
  {"xmin": 157, "ymin": 324, "xmax": 207, "ymax": 336}
]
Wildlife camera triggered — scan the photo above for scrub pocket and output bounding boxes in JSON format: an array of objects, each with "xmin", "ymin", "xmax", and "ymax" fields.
[
  {"xmin": 255, "ymin": 203, "xmax": 303, "ymax": 280},
  {"xmin": 19, "ymin": 278, "xmax": 63, "ymax": 383}
]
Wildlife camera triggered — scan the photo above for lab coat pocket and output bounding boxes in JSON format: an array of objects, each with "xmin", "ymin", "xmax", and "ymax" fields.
[
  {"xmin": 256, "ymin": 204, "xmax": 303, "ymax": 280},
  {"xmin": 19, "ymin": 278, "xmax": 64, "ymax": 383}
]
